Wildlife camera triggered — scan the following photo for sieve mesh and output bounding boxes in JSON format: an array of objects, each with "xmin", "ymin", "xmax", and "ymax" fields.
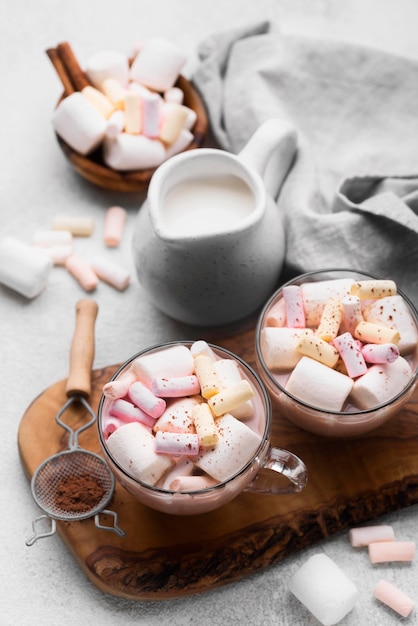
[{"xmin": 31, "ymin": 449, "xmax": 115, "ymax": 520}]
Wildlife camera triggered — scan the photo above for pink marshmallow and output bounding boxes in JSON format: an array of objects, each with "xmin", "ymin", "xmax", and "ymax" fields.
[
  {"xmin": 282, "ymin": 284, "xmax": 306, "ymax": 328},
  {"xmin": 128, "ymin": 380, "xmax": 166, "ymax": 419},
  {"xmin": 110, "ymin": 398, "xmax": 155, "ymax": 428},
  {"xmin": 65, "ymin": 254, "xmax": 98, "ymax": 292},
  {"xmin": 349, "ymin": 525, "xmax": 395, "ymax": 547},
  {"xmin": 332, "ymin": 332, "xmax": 368, "ymax": 378},
  {"xmin": 369, "ymin": 540, "xmax": 415, "ymax": 563},
  {"xmin": 374, "ymin": 579, "xmax": 414, "ymax": 618},
  {"xmin": 104, "ymin": 205, "xmax": 127, "ymax": 248},
  {"xmin": 102, "ymin": 370, "xmax": 137, "ymax": 399},
  {"xmin": 151, "ymin": 375, "xmax": 200, "ymax": 398},
  {"xmin": 361, "ymin": 343, "xmax": 400, "ymax": 364}
]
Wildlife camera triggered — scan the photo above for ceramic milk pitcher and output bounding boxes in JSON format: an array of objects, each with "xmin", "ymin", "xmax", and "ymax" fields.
[{"xmin": 133, "ymin": 118, "xmax": 297, "ymax": 326}]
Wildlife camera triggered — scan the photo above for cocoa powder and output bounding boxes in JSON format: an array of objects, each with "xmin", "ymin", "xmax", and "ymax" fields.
[{"xmin": 54, "ymin": 472, "xmax": 106, "ymax": 513}]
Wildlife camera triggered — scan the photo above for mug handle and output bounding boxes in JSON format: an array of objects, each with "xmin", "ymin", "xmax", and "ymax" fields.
[{"xmin": 245, "ymin": 447, "xmax": 308, "ymax": 495}]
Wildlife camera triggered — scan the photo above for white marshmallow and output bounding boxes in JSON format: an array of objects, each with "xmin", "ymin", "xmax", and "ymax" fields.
[
  {"xmin": 285, "ymin": 356, "xmax": 353, "ymax": 411},
  {"xmin": 105, "ymin": 110, "xmax": 125, "ymax": 138},
  {"xmin": 196, "ymin": 413, "xmax": 261, "ymax": 482},
  {"xmin": 363, "ymin": 295, "xmax": 418, "ymax": 354},
  {"xmin": 106, "ymin": 421, "xmax": 173, "ymax": 486},
  {"xmin": 32, "ymin": 229, "xmax": 73, "ymax": 247},
  {"xmin": 103, "ymin": 134, "xmax": 166, "ymax": 171},
  {"xmin": 349, "ymin": 356, "xmax": 413, "ymax": 410},
  {"xmin": 349, "ymin": 524, "xmax": 395, "ymax": 547},
  {"xmin": 260, "ymin": 327, "xmax": 313, "ymax": 370},
  {"xmin": 129, "ymin": 37, "xmax": 187, "ymax": 92},
  {"xmin": 288, "ymin": 553, "xmax": 358, "ymax": 626},
  {"xmin": 132, "ymin": 344, "xmax": 195, "ymax": 386},
  {"xmin": 85, "ymin": 50, "xmax": 130, "ymax": 89},
  {"xmin": 52, "ymin": 92, "xmax": 107, "ymax": 155},
  {"xmin": 0, "ymin": 237, "xmax": 52, "ymax": 299},
  {"xmin": 301, "ymin": 278, "xmax": 355, "ymax": 327},
  {"xmin": 90, "ymin": 255, "xmax": 130, "ymax": 291}
]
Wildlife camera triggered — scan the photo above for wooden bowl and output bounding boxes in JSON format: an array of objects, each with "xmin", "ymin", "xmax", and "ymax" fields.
[{"xmin": 55, "ymin": 75, "xmax": 208, "ymax": 193}]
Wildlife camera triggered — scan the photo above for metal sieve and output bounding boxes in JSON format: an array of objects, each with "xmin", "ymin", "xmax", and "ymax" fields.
[{"xmin": 26, "ymin": 300, "xmax": 125, "ymax": 546}]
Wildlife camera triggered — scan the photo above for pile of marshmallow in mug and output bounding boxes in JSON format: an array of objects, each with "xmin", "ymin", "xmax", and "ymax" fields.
[{"xmin": 53, "ymin": 38, "xmax": 197, "ymax": 168}]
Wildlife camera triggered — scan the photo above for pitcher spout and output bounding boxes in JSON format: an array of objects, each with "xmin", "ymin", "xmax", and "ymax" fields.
[{"xmin": 238, "ymin": 118, "xmax": 298, "ymax": 200}]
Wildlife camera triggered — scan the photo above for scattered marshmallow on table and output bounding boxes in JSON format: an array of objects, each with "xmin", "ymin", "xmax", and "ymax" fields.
[
  {"xmin": 0, "ymin": 236, "xmax": 53, "ymax": 299},
  {"xmin": 90, "ymin": 255, "xmax": 130, "ymax": 291},
  {"xmin": 368, "ymin": 540, "xmax": 415, "ymax": 563},
  {"xmin": 288, "ymin": 553, "xmax": 359, "ymax": 626},
  {"xmin": 52, "ymin": 215, "xmax": 94, "ymax": 236},
  {"xmin": 374, "ymin": 579, "xmax": 414, "ymax": 618},
  {"xmin": 103, "ymin": 205, "xmax": 127, "ymax": 247},
  {"xmin": 349, "ymin": 525, "xmax": 395, "ymax": 547},
  {"xmin": 65, "ymin": 254, "xmax": 98, "ymax": 292}
]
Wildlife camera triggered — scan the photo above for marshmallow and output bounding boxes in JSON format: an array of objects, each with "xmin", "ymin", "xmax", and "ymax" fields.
[
  {"xmin": 105, "ymin": 110, "xmax": 125, "ymax": 138},
  {"xmin": 332, "ymin": 332, "xmax": 368, "ymax": 378},
  {"xmin": 65, "ymin": 254, "xmax": 98, "ymax": 292},
  {"xmin": 192, "ymin": 403, "xmax": 219, "ymax": 447},
  {"xmin": 102, "ymin": 415, "xmax": 123, "ymax": 439},
  {"xmin": 132, "ymin": 344, "xmax": 195, "ymax": 386},
  {"xmin": 81, "ymin": 85, "xmax": 114, "ymax": 119},
  {"xmin": 85, "ymin": 50, "xmax": 130, "ymax": 89},
  {"xmin": 160, "ymin": 457, "xmax": 194, "ymax": 490},
  {"xmin": 190, "ymin": 340, "xmax": 217, "ymax": 360},
  {"xmin": 283, "ymin": 284, "xmax": 306, "ymax": 327},
  {"xmin": 340, "ymin": 294, "xmax": 362, "ymax": 335},
  {"xmin": 101, "ymin": 78, "xmax": 126, "ymax": 109},
  {"xmin": 106, "ymin": 421, "xmax": 173, "ymax": 485},
  {"xmin": 124, "ymin": 90, "xmax": 141, "ymax": 134},
  {"xmin": 214, "ymin": 358, "xmax": 253, "ymax": 419},
  {"xmin": 265, "ymin": 297, "xmax": 286, "ymax": 327},
  {"xmin": 208, "ymin": 379, "xmax": 255, "ymax": 417},
  {"xmin": 369, "ymin": 540, "xmax": 415, "ymax": 563},
  {"xmin": 196, "ymin": 413, "xmax": 261, "ymax": 482},
  {"xmin": 90, "ymin": 256, "xmax": 130, "ymax": 291},
  {"xmin": 354, "ymin": 320, "xmax": 400, "ymax": 346},
  {"xmin": 164, "ymin": 86, "xmax": 184, "ymax": 104},
  {"xmin": 349, "ymin": 525, "xmax": 395, "ymax": 547},
  {"xmin": 128, "ymin": 380, "xmax": 166, "ymax": 419},
  {"xmin": 301, "ymin": 278, "xmax": 355, "ymax": 327},
  {"xmin": 169, "ymin": 475, "xmax": 217, "ymax": 492},
  {"xmin": 350, "ymin": 279, "xmax": 397, "ymax": 299},
  {"xmin": 136, "ymin": 85, "xmax": 161, "ymax": 138},
  {"xmin": 288, "ymin": 553, "xmax": 358, "ymax": 626},
  {"xmin": 41, "ymin": 245, "xmax": 73, "ymax": 266},
  {"xmin": 103, "ymin": 205, "xmax": 126, "ymax": 248},
  {"xmin": 153, "ymin": 396, "xmax": 201, "ymax": 434},
  {"xmin": 285, "ymin": 356, "xmax": 354, "ymax": 411},
  {"xmin": 52, "ymin": 215, "xmax": 94, "ymax": 236},
  {"xmin": 363, "ymin": 295, "xmax": 418, "ymax": 354},
  {"xmin": 194, "ymin": 354, "xmax": 222, "ymax": 399},
  {"xmin": 109, "ymin": 398, "xmax": 155, "ymax": 428},
  {"xmin": 32, "ymin": 229, "xmax": 73, "ymax": 248},
  {"xmin": 103, "ymin": 133, "xmax": 166, "ymax": 171},
  {"xmin": 151, "ymin": 375, "xmax": 200, "ymax": 398},
  {"xmin": 315, "ymin": 298, "xmax": 342, "ymax": 341},
  {"xmin": 154, "ymin": 431, "xmax": 200, "ymax": 456},
  {"xmin": 52, "ymin": 92, "xmax": 107, "ymax": 155},
  {"xmin": 159, "ymin": 102, "xmax": 189, "ymax": 144},
  {"xmin": 350, "ymin": 356, "xmax": 413, "ymax": 410},
  {"xmin": 0, "ymin": 236, "xmax": 52, "ymax": 299},
  {"xmin": 129, "ymin": 37, "xmax": 187, "ymax": 92},
  {"xmin": 361, "ymin": 342, "xmax": 399, "ymax": 364},
  {"xmin": 102, "ymin": 370, "xmax": 137, "ymax": 399},
  {"xmin": 165, "ymin": 128, "xmax": 193, "ymax": 159},
  {"xmin": 260, "ymin": 327, "xmax": 312, "ymax": 370},
  {"xmin": 374, "ymin": 580, "xmax": 414, "ymax": 618},
  {"xmin": 296, "ymin": 330, "xmax": 340, "ymax": 368}
]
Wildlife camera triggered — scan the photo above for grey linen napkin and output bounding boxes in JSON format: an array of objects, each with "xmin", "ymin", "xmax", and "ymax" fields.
[{"xmin": 192, "ymin": 21, "xmax": 418, "ymax": 304}]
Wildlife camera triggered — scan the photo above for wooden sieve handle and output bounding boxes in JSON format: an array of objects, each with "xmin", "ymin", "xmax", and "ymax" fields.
[{"xmin": 65, "ymin": 299, "xmax": 99, "ymax": 398}]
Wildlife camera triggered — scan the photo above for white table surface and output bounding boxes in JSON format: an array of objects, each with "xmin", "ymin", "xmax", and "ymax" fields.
[{"xmin": 2, "ymin": 1, "xmax": 418, "ymax": 624}]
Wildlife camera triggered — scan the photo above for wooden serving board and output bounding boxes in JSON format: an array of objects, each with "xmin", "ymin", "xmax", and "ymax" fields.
[{"xmin": 18, "ymin": 328, "xmax": 418, "ymax": 600}]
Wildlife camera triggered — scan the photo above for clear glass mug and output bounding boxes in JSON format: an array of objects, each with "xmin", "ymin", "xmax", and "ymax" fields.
[{"xmin": 97, "ymin": 341, "xmax": 307, "ymax": 515}]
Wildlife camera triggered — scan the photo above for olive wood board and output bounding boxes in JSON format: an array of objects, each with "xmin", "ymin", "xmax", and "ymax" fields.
[{"xmin": 18, "ymin": 328, "xmax": 418, "ymax": 601}]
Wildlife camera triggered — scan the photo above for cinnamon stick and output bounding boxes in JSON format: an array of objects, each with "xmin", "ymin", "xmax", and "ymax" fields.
[
  {"xmin": 46, "ymin": 47, "xmax": 75, "ymax": 96},
  {"xmin": 56, "ymin": 42, "xmax": 90, "ymax": 91}
]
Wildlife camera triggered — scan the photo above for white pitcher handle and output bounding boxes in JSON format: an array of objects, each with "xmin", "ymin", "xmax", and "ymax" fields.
[{"xmin": 238, "ymin": 118, "xmax": 298, "ymax": 200}]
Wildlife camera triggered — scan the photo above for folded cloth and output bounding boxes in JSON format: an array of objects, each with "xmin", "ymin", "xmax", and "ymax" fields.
[{"xmin": 192, "ymin": 21, "xmax": 418, "ymax": 305}]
